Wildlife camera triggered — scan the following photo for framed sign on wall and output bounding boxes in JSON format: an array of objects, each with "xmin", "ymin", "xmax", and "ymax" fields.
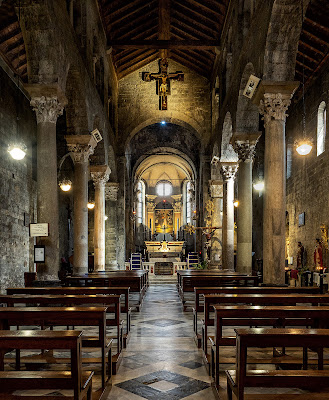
[
  {"xmin": 34, "ymin": 245, "xmax": 45, "ymax": 263},
  {"xmin": 298, "ymin": 212, "xmax": 305, "ymax": 227}
]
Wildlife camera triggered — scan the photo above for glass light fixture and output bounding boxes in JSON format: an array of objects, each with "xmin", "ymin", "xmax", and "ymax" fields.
[
  {"xmin": 233, "ymin": 200, "xmax": 239, "ymax": 207},
  {"xmin": 8, "ymin": 143, "xmax": 27, "ymax": 160},
  {"xmin": 295, "ymin": 140, "xmax": 312, "ymax": 156},
  {"xmin": 87, "ymin": 202, "xmax": 95, "ymax": 210},
  {"xmin": 295, "ymin": 0, "xmax": 312, "ymax": 156},
  {"xmin": 59, "ymin": 179, "xmax": 72, "ymax": 192},
  {"xmin": 253, "ymin": 181, "xmax": 265, "ymax": 191}
]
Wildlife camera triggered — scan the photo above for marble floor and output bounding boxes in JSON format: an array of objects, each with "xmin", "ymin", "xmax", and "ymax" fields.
[{"xmin": 108, "ymin": 284, "xmax": 215, "ymax": 400}]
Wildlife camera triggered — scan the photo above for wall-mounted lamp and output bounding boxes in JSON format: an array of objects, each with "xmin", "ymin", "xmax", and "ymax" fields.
[
  {"xmin": 253, "ymin": 181, "xmax": 264, "ymax": 192},
  {"xmin": 58, "ymin": 153, "xmax": 73, "ymax": 192},
  {"xmin": 8, "ymin": 143, "xmax": 27, "ymax": 160},
  {"xmin": 233, "ymin": 200, "xmax": 239, "ymax": 208}
]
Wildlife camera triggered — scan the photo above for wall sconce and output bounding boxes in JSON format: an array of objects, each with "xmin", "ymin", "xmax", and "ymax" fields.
[
  {"xmin": 8, "ymin": 142, "xmax": 27, "ymax": 160},
  {"xmin": 233, "ymin": 200, "xmax": 239, "ymax": 208},
  {"xmin": 253, "ymin": 181, "xmax": 264, "ymax": 192}
]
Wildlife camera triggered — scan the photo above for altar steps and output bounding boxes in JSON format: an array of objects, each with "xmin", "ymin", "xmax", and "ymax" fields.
[{"xmin": 149, "ymin": 275, "xmax": 177, "ymax": 284}]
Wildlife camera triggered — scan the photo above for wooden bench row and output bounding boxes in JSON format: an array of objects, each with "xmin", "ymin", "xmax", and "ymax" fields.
[{"xmin": 226, "ymin": 328, "xmax": 329, "ymax": 400}]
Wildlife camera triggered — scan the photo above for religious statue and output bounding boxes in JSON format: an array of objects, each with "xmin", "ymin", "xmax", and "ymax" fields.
[
  {"xmin": 314, "ymin": 238, "xmax": 324, "ymax": 271},
  {"xmin": 296, "ymin": 241, "xmax": 306, "ymax": 271}
]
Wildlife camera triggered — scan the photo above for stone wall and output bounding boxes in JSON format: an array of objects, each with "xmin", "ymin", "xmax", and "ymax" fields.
[
  {"xmin": 0, "ymin": 66, "xmax": 37, "ymax": 291},
  {"xmin": 118, "ymin": 58, "xmax": 211, "ymax": 151},
  {"xmin": 286, "ymin": 62, "xmax": 329, "ymax": 270}
]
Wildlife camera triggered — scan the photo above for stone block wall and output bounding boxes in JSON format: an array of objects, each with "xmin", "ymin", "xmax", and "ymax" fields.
[
  {"xmin": 286, "ymin": 62, "xmax": 329, "ymax": 270},
  {"xmin": 0, "ymin": 66, "xmax": 37, "ymax": 291}
]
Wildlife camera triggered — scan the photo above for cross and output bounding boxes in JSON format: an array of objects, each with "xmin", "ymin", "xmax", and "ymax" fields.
[{"xmin": 142, "ymin": 58, "xmax": 184, "ymax": 110}]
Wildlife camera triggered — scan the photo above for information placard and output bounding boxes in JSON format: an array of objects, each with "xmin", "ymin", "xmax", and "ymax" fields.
[
  {"xmin": 30, "ymin": 223, "xmax": 49, "ymax": 237},
  {"xmin": 34, "ymin": 245, "xmax": 45, "ymax": 263}
]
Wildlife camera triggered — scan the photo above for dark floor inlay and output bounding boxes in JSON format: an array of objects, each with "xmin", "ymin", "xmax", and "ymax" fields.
[
  {"xmin": 116, "ymin": 369, "xmax": 209, "ymax": 399},
  {"xmin": 179, "ymin": 361, "xmax": 203, "ymax": 369}
]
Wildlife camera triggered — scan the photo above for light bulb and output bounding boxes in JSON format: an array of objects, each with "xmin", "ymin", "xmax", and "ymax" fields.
[
  {"xmin": 87, "ymin": 202, "xmax": 95, "ymax": 210},
  {"xmin": 104, "ymin": 215, "xmax": 108, "ymax": 220},
  {"xmin": 233, "ymin": 200, "xmax": 239, "ymax": 207}
]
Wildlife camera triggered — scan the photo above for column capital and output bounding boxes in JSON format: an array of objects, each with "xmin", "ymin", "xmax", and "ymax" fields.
[
  {"xmin": 65, "ymin": 135, "xmax": 98, "ymax": 163},
  {"xmin": 209, "ymin": 180, "xmax": 223, "ymax": 198},
  {"xmin": 105, "ymin": 182, "xmax": 119, "ymax": 201},
  {"xmin": 90, "ymin": 165, "xmax": 111, "ymax": 187},
  {"xmin": 231, "ymin": 132, "xmax": 262, "ymax": 162},
  {"xmin": 173, "ymin": 201, "xmax": 182, "ymax": 212},
  {"xmin": 26, "ymin": 84, "xmax": 67, "ymax": 124},
  {"xmin": 220, "ymin": 162, "xmax": 239, "ymax": 181},
  {"xmin": 253, "ymin": 81, "xmax": 299, "ymax": 126}
]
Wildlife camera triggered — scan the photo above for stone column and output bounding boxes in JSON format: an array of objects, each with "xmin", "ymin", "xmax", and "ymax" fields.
[
  {"xmin": 90, "ymin": 166, "xmax": 111, "ymax": 272},
  {"xmin": 254, "ymin": 81, "xmax": 299, "ymax": 285},
  {"xmin": 209, "ymin": 180, "xmax": 223, "ymax": 268},
  {"xmin": 221, "ymin": 163, "xmax": 239, "ymax": 271},
  {"xmin": 65, "ymin": 135, "xmax": 97, "ymax": 275},
  {"xmin": 231, "ymin": 133, "xmax": 261, "ymax": 274},
  {"xmin": 105, "ymin": 182, "xmax": 119, "ymax": 270},
  {"xmin": 117, "ymin": 157, "xmax": 126, "ymax": 269},
  {"xmin": 27, "ymin": 85, "xmax": 67, "ymax": 280}
]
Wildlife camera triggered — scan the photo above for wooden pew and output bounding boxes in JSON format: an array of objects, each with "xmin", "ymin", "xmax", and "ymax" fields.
[
  {"xmin": 64, "ymin": 271, "xmax": 147, "ymax": 311},
  {"xmin": 0, "ymin": 307, "xmax": 111, "ymax": 396},
  {"xmin": 193, "ymin": 286, "xmax": 321, "ymax": 346},
  {"xmin": 0, "ymin": 330, "xmax": 93, "ymax": 400},
  {"xmin": 202, "ymin": 293, "xmax": 329, "ymax": 359},
  {"xmin": 226, "ymin": 328, "xmax": 329, "ymax": 400},
  {"xmin": 212, "ymin": 305, "xmax": 329, "ymax": 389},
  {"xmin": 0, "ymin": 294, "xmax": 123, "ymax": 372},
  {"xmin": 6, "ymin": 286, "xmax": 131, "ymax": 343},
  {"xmin": 177, "ymin": 271, "xmax": 259, "ymax": 306}
]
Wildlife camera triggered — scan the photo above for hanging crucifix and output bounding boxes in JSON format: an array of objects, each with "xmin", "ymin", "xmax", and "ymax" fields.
[{"xmin": 142, "ymin": 58, "xmax": 184, "ymax": 110}]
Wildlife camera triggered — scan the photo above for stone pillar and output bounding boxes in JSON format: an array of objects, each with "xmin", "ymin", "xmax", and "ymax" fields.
[
  {"xmin": 90, "ymin": 166, "xmax": 111, "ymax": 272},
  {"xmin": 254, "ymin": 81, "xmax": 299, "ymax": 285},
  {"xmin": 231, "ymin": 133, "xmax": 261, "ymax": 274},
  {"xmin": 65, "ymin": 135, "xmax": 97, "ymax": 275},
  {"xmin": 105, "ymin": 182, "xmax": 119, "ymax": 270},
  {"xmin": 172, "ymin": 194, "xmax": 182, "ymax": 239},
  {"xmin": 27, "ymin": 85, "xmax": 67, "ymax": 280},
  {"xmin": 117, "ymin": 157, "xmax": 126, "ymax": 269},
  {"xmin": 209, "ymin": 180, "xmax": 223, "ymax": 268},
  {"xmin": 221, "ymin": 163, "xmax": 239, "ymax": 271}
]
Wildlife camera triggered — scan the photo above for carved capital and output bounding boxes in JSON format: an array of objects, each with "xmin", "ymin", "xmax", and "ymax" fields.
[
  {"xmin": 65, "ymin": 135, "xmax": 98, "ymax": 163},
  {"xmin": 220, "ymin": 162, "xmax": 238, "ymax": 181},
  {"xmin": 30, "ymin": 96, "xmax": 64, "ymax": 124},
  {"xmin": 209, "ymin": 180, "xmax": 223, "ymax": 198},
  {"xmin": 105, "ymin": 182, "xmax": 119, "ymax": 201},
  {"xmin": 90, "ymin": 165, "xmax": 111, "ymax": 187},
  {"xmin": 146, "ymin": 200, "xmax": 156, "ymax": 211},
  {"xmin": 231, "ymin": 133, "xmax": 261, "ymax": 162},
  {"xmin": 259, "ymin": 93, "xmax": 292, "ymax": 125},
  {"xmin": 173, "ymin": 201, "xmax": 182, "ymax": 212}
]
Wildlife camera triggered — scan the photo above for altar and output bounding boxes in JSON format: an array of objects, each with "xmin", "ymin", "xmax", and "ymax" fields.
[
  {"xmin": 145, "ymin": 240, "xmax": 185, "ymax": 262},
  {"xmin": 144, "ymin": 241, "xmax": 185, "ymax": 275}
]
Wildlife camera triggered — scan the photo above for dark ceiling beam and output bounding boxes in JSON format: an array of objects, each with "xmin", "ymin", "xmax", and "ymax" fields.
[
  {"xmin": 170, "ymin": 52, "xmax": 208, "ymax": 78},
  {"xmin": 159, "ymin": 0, "xmax": 170, "ymax": 59},
  {"xmin": 297, "ymin": 50, "xmax": 320, "ymax": 64},
  {"xmin": 180, "ymin": 0, "xmax": 224, "ymax": 21},
  {"xmin": 300, "ymin": 39, "xmax": 325, "ymax": 56},
  {"xmin": 295, "ymin": 59, "xmax": 315, "ymax": 72},
  {"xmin": 108, "ymin": 39, "xmax": 219, "ymax": 50},
  {"xmin": 105, "ymin": 0, "xmax": 149, "ymax": 20},
  {"xmin": 171, "ymin": 17, "xmax": 213, "ymax": 41},
  {"xmin": 117, "ymin": 52, "xmax": 158, "ymax": 79},
  {"xmin": 172, "ymin": 9, "xmax": 218, "ymax": 38},
  {"xmin": 302, "ymin": 28, "xmax": 329, "ymax": 47},
  {"xmin": 305, "ymin": 16, "xmax": 329, "ymax": 34},
  {"xmin": 174, "ymin": 2, "xmax": 220, "ymax": 30}
]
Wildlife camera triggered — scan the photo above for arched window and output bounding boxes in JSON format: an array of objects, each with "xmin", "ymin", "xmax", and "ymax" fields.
[
  {"xmin": 317, "ymin": 101, "xmax": 327, "ymax": 156},
  {"xmin": 156, "ymin": 181, "xmax": 172, "ymax": 197},
  {"xmin": 136, "ymin": 181, "xmax": 145, "ymax": 225}
]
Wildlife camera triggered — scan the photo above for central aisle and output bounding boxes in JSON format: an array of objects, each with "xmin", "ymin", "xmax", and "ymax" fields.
[{"xmin": 108, "ymin": 284, "xmax": 216, "ymax": 399}]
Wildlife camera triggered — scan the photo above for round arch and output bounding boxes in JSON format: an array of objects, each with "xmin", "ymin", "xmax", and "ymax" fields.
[
  {"xmin": 220, "ymin": 112, "xmax": 238, "ymax": 162},
  {"xmin": 236, "ymin": 62, "xmax": 259, "ymax": 132}
]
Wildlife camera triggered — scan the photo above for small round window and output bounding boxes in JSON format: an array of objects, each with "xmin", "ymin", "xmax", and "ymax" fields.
[{"xmin": 156, "ymin": 181, "xmax": 172, "ymax": 196}]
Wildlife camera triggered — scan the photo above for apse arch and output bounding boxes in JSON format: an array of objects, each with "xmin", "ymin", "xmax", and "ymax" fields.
[
  {"xmin": 220, "ymin": 112, "xmax": 238, "ymax": 162},
  {"xmin": 236, "ymin": 62, "xmax": 259, "ymax": 132},
  {"xmin": 125, "ymin": 113, "xmax": 203, "ymax": 148}
]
